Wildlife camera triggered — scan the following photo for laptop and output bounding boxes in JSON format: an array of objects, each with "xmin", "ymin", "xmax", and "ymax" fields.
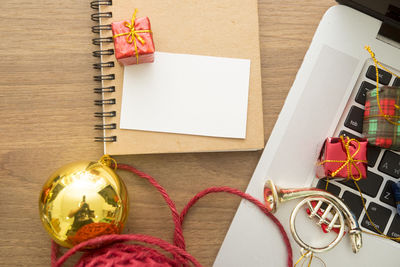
[{"xmin": 214, "ymin": 1, "xmax": 400, "ymax": 266}]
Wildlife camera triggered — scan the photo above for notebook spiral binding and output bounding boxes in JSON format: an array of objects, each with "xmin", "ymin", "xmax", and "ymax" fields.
[{"xmin": 91, "ymin": 0, "xmax": 117, "ymax": 142}]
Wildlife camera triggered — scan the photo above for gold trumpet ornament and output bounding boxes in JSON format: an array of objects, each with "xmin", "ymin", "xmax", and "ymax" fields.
[
  {"xmin": 38, "ymin": 156, "xmax": 128, "ymax": 248},
  {"xmin": 264, "ymin": 180, "xmax": 362, "ymax": 264}
]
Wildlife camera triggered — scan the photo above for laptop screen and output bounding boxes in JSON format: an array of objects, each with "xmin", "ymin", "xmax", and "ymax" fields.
[
  {"xmin": 338, "ymin": 0, "xmax": 400, "ymax": 44},
  {"xmin": 338, "ymin": 0, "xmax": 400, "ymax": 26}
]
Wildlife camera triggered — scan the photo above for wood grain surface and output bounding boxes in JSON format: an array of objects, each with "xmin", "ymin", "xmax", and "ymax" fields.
[{"xmin": 0, "ymin": 0, "xmax": 335, "ymax": 266}]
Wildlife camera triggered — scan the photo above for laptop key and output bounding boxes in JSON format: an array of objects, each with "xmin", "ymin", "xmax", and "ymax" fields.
[
  {"xmin": 380, "ymin": 180, "xmax": 396, "ymax": 207},
  {"xmin": 344, "ymin": 106, "xmax": 364, "ymax": 133},
  {"xmin": 394, "ymin": 77, "xmax": 400, "ymax": 87},
  {"xmin": 355, "ymin": 81, "xmax": 376, "ymax": 105},
  {"xmin": 339, "ymin": 171, "xmax": 383, "ymax": 198},
  {"xmin": 341, "ymin": 191, "xmax": 365, "ymax": 219},
  {"xmin": 361, "ymin": 202, "xmax": 392, "ymax": 233},
  {"xmin": 316, "ymin": 179, "xmax": 341, "ymax": 196},
  {"xmin": 366, "ymin": 65, "xmax": 392, "ymax": 85},
  {"xmin": 387, "ymin": 215, "xmax": 400, "ymax": 241},
  {"xmin": 367, "ymin": 145, "xmax": 381, "ymax": 167},
  {"xmin": 339, "ymin": 130, "xmax": 359, "ymax": 140},
  {"xmin": 378, "ymin": 150, "xmax": 400, "ymax": 178}
]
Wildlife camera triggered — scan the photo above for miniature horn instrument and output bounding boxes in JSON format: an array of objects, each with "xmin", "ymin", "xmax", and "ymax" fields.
[{"xmin": 264, "ymin": 180, "xmax": 362, "ymax": 254}]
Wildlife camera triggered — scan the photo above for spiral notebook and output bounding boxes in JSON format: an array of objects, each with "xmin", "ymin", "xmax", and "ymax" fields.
[{"xmin": 91, "ymin": 0, "xmax": 264, "ymax": 155}]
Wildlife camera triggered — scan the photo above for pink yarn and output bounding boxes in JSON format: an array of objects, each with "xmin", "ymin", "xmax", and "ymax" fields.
[
  {"xmin": 50, "ymin": 163, "xmax": 292, "ymax": 267},
  {"xmin": 52, "ymin": 235, "xmax": 200, "ymax": 267},
  {"xmin": 77, "ymin": 243, "xmax": 179, "ymax": 267}
]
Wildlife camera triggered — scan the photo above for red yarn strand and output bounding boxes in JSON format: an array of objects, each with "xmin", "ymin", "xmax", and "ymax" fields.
[
  {"xmin": 117, "ymin": 163, "xmax": 186, "ymax": 250},
  {"xmin": 180, "ymin": 187, "xmax": 293, "ymax": 267}
]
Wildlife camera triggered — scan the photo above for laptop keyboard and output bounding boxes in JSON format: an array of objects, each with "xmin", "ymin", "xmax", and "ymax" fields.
[{"xmin": 315, "ymin": 59, "xmax": 400, "ymax": 240}]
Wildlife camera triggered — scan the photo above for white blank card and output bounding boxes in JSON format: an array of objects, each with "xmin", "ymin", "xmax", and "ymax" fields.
[{"xmin": 120, "ymin": 52, "xmax": 251, "ymax": 138}]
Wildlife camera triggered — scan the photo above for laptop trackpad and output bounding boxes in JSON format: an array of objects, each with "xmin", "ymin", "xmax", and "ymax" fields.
[{"xmin": 267, "ymin": 45, "xmax": 359, "ymax": 187}]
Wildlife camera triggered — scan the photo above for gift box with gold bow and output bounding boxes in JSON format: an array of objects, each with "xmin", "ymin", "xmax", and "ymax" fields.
[
  {"xmin": 316, "ymin": 136, "xmax": 368, "ymax": 180},
  {"xmin": 363, "ymin": 86, "xmax": 400, "ymax": 150},
  {"xmin": 111, "ymin": 10, "xmax": 155, "ymax": 66},
  {"xmin": 362, "ymin": 46, "xmax": 400, "ymax": 150}
]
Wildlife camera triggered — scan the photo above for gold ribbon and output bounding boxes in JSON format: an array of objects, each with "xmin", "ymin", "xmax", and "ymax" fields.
[
  {"xmin": 294, "ymin": 250, "xmax": 313, "ymax": 267},
  {"xmin": 319, "ymin": 136, "xmax": 367, "ymax": 181},
  {"xmin": 294, "ymin": 250, "xmax": 326, "ymax": 267},
  {"xmin": 364, "ymin": 46, "xmax": 400, "ymax": 125},
  {"xmin": 113, "ymin": 9, "xmax": 152, "ymax": 64}
]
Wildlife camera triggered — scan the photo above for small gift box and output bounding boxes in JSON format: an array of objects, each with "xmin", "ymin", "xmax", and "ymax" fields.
[
  {"xmin": 111, "ymin": 10, "xmax": 155, "ymax": 66},
  {"xmin": 363, "ymin": 86, "xmax": 400, "ymax": 150},
  {"xmin": 316, "ymin": 136, "xmax": 368, "ymax": 180}
]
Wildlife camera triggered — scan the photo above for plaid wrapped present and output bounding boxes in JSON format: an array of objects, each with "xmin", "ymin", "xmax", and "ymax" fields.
[{"xmin": 363, "ymin": 86, "xmax": 400, "ymax": 150}]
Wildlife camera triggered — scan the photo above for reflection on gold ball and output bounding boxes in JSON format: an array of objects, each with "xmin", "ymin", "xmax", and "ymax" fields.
[{"xmin": 39, "ymin": 160, "xmax": 128, "ymax": 248}]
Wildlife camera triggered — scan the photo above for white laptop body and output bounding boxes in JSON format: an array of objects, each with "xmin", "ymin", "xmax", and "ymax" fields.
[{"xmin": 215, "ymin": 3, "xmax": 400, "ymax": 267}]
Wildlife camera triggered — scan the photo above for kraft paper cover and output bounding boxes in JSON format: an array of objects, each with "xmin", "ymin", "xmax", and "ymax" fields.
[{"xmin": 99, "ymin": 0, "xmax": 264, "ymax": 155}]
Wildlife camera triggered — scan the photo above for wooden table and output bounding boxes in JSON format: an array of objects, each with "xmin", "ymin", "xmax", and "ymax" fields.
[{"xmin": 0, "ymin": 0, "xmax": 335, "ymax": 266}]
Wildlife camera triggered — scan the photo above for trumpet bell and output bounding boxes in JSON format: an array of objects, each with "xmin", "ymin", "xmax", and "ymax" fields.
[{"xmin": 263, "ymin": 180, "xmax": 279, "ymax": 213}]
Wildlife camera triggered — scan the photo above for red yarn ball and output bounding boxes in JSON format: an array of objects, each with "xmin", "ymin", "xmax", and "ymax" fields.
[
  {"xmin": 52, "ymin": 234, "xmax": 202, "ymax": 267},
  {"xmin": 76, "ymin": 243, "xmax": 178, "ymax": 267}
]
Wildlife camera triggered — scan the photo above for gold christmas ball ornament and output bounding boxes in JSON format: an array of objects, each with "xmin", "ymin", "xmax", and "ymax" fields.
[{"xmin": 39, "ymin": 157, "xmax": 128, "ymax": 248}]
